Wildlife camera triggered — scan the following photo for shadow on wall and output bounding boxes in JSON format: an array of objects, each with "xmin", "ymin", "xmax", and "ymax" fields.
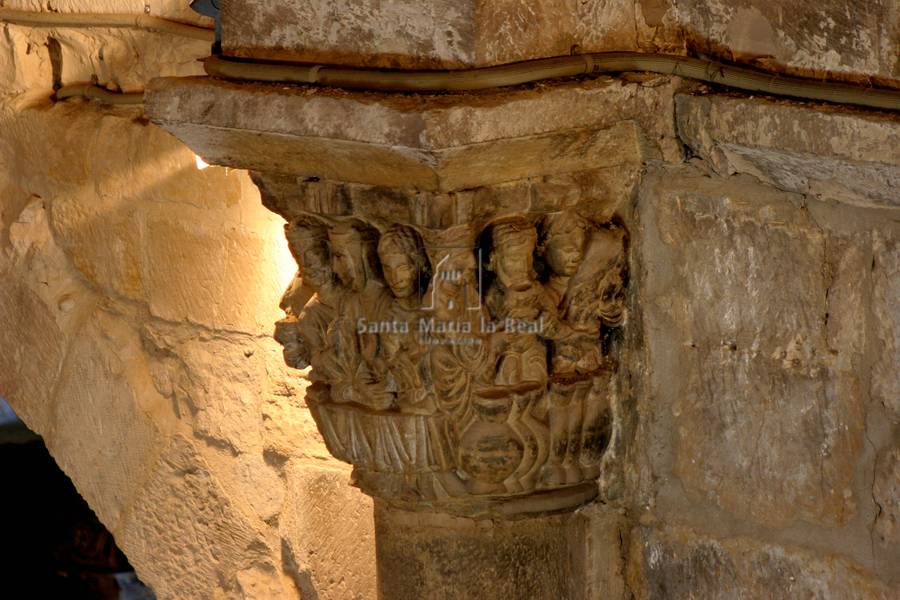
[{"xmin": 0, "ymin": 396, "xmax": 155, "ymax": 600}]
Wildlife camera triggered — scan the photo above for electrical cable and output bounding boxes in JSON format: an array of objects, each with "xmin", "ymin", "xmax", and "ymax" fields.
[
  {"xmin": 0, "ymin": 8, "xmax": 214, "ymax": 41},
  {"xmin": 54, "ymin": 84, "xmax": 144, "ymax": 105},
  {"xmin": 203, "ymin": 52, "xmax": 900, "ymax": 111},
  {"xmin": 6, "ymin": 6, "xmax": 895, "ymax": 111}
]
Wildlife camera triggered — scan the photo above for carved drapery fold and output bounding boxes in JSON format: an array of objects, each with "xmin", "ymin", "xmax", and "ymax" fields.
[{"xmin": 266, "ymin": 175, "xmax": 629, "ymax": 516}]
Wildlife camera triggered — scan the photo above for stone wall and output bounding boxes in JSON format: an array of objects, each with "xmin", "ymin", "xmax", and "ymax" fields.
[
  {"xmin": 222, "ymin": 0, "xmax": 900, "ymax": 86},
  {"xmin": 1, "ymin": 2, "xmax": 898, "ymax": 599},
  {"xmin": 0, "ymin": 3, "xmax": 376, "ymax": 599},
  {"xmin": 629, "ymin": 162, "xmax": 899, "ymax": 597}
]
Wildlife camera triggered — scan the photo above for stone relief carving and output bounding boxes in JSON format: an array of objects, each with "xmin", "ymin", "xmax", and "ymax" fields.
[{"xmin": 274, "ymin": 205, "xmax": 628, "ymax": 513}]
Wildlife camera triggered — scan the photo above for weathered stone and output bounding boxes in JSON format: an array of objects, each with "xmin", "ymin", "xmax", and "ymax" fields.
[
  {"xmin": 644, "ymin": 168, "xmax": 865, "ymax": 528},
  {"xmin": 144, "ymin": 211, "xmax": 290, "ymax": 334},
  {"xmin": 50, "ymin": 192, "xmax": 146, "ymax": 301},
  {"xmin": 120, "ymin": 435, "xmax": 288, "ymax": 600},
  {"xmin": 873, "ymin": 232, "xmax": 900, "ymax": 418},
  {"xmin": 0, "ymin": 274, "xmax": 67, "ymax": 428},
  {"xmin": 254, "ymin": 166, "xmax": 638, "ymax": 231},
  {"xmin": 234, "ymin": 563, "xmax": 296, "ymax": 600},
  {"xmin": 0, "ymin": 23, "xmax": 48, "ymax": 96},
  {"xmin": 219, "ymin": 0, "xmax": 900, "ymax": 87},
  {"xmin": 0, "ymin": 33, "xmax": 370, "ymax": 599},
  {"xmin": 1, "ymin": 0, "xmax": 210, "ymax": 93},
  {"xmin": 577, "ymin": 503, "xmax": 629, "ymax": 600},
  {"xmin": 630, "ymin": 525, "xmax": 896, "ymax": 599},
  {"xmin": 146, "ymin": 74, "xmax": 681, "ymax": 192},
  {"xmin": 874, "ymin": 444, "xmax": 900, "ymax": 548},
  {"xmin": 48, "ymin": 309, "xmax": 176, "ymax": 530},
  {"xmin": 15, "ymin": 0, "xmax": 208, "ymax": 23},
  {"xmin": 260, "ymin": 378, "xmax": 334, "ymax": 464},
  {"xmin": 674, "ymin": 0, "xmax": 900, "ymax": 84},
  {"xmin": 0, "ymin": 196, "xmax": 98, "ymax": 430},
  {"xmin": 0, "ymin": 100, "xmax": 295, "ymax": 335},
  {"xmin": 138, "ymin": 324, "xmax": 330, "ymax": 487},
  {"xmin": 825, "ymin": 234, "xmax": 871, "ymax": 377},
  {"xmin": 677, "ymin": 94, "xmax": 900, "ymax": 208},
  {"xmin": 204, "ymin": 450, "xmax": 286, "ymax": 525},
  {"xmin": 279, "ymin": 463, "xmax": 377, "ymax": 600},
  {"xmin": 219, "ymin": 0, "xmax": 680, "ymax": 69},
  {"xmin": 373, "ymin": 502, "xmax": 623, "ymax": 600}
]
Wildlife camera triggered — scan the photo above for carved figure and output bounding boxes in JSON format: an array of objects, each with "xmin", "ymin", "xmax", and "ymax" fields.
[
  {"xmin": 445, "ymin": 220, "xmax": 551, "ymax": 494},
  {"xmin": 425, "ymin": 247, "xmax": 490, "ymax": 421},
  {"xmin": 565, "ymin": 226, "xmax": 628, "ymax": 332},
  {"xmin": 317, "ymin": 221, "xmax": 394, "ymax": 410},
  {"xmin": 423, "ymin": 243, "xmax": 483, "ymax": 319},
  {"xmin": 309, "ymin": 225, "xmax": 459, "ymax": 492},
  {"xmin": 537, "ymin": 214, "xmax": 627, "ymax": 486},
  {"xmin": 377, "ymin": 225, "xmax": 434, "ymax": 412},
  {"xmin": 484, "ymin": 219, "xmax": 548, "ymax": 390},
  {"xmin": 274, "ymin": 218, "xmax": 337, "ymax": 370},
  {"xmin": 271, "ymin": 201, "xmax": 629, "ymax": 508},
  {"xmin": 538, "ymin": 211, "xmax": 595, "ymax": 375}
]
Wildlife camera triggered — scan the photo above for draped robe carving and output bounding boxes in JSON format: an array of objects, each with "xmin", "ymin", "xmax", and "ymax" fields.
[{"xmin": 274, "ymin": 205, "xmax": 628, "ymax": 513}]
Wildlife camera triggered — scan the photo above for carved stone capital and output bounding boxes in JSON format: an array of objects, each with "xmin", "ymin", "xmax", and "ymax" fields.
[
  {"xmin": 266, "ymin": 180, "xmax": 628, "ymax": 516},
  {"xmin": 148, "ymin": 77, "xmax": 643, "ymax": 517}
]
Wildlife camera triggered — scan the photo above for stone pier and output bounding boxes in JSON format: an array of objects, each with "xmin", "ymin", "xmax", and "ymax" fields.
[
  {"xmin": 0, "ymin": 1, "xmax": 898, "ymax": 598},
  {"xmin": 146, "ymin": 67, "xmax": 654, "ymax": 595}
]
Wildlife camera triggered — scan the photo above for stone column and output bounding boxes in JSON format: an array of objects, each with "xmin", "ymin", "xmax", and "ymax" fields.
[
  {"xmin": 374, "ymin": 502, "xmax": 585, "ymax": 599},
  {"xmin": 146, "ymin": 73, "xmax": 661, "ymax": 596},
  {"xmin": 145, "ymin": 5, "xmax": 680, "ymax": 596}
]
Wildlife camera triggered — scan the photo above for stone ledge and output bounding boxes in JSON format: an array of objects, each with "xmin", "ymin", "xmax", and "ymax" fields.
[
  {"xmin": 147, "ymin": 75, "xmax": 678, "ymax": 191},
  {"xmin": 676, "ymin": 93, "xmax": 900, "ymax": 208}
]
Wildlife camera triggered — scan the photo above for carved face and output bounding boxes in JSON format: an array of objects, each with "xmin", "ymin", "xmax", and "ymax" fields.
[
  {"xmin": 381, "ymin": 252, "xmax": 417, "ymax": 299},
  {"xmin": 286, "ymin": 223, "xmax": 332, "ymax": 291},
  {"xmin": 597, "ymin": 257, "xmax": 627, "ymax": 324},
  {"xmin": 299, "ymin": 245, "xmax": 331, "ymax": 291},
  {"xmin": 330, "ymin": 242, "xmax": 363, "ymax": 291},
  {"xmin": 494, "ymin": 245, "xmax": 533, "ymax": 291},
  {"xmin": 546, "ymin": 229, "xmax": 587, "ymax": 277}
]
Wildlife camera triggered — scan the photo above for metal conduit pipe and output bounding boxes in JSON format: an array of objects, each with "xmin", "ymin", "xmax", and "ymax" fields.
[
  {"xmin": 0, "ymin": 8, "xmax": 214, "ymax": 41},
  {"xmin": 204, "ymin": 53, "xmax": 900, "ymax": 112},
  {"xmin": 54, "ymin": 84, "xmax": 144, "ymax": 105}
]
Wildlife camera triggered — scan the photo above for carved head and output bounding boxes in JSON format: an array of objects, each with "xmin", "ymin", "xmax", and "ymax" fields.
[
  {"xmin": 430, "ymin": 249, "xmax": 480, "ymax": 316},
  {"xmin": 594, "ymin": 232, "xmax": 628, "ymax": 326},
  {"xmin": 327, "ymin": 221, "xmax": 381, "ymax": 292},
  {"xmin": 378, "ymin": 225, "xmax": 429, "ymax": 300},
  {"xmin": 568, "ymin": 227, "xmax": 628, "ymax": 326},
  {"xmin": 539, "ymin": 212, "xmax": 589, "ymax": 277},
  {"xmin": 285, "ymin": 218, "xmax": 332, "ymax": 292},
  {"xmin": 489, "ymin": 219, "xmax": 537, "ymax": 292}
]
